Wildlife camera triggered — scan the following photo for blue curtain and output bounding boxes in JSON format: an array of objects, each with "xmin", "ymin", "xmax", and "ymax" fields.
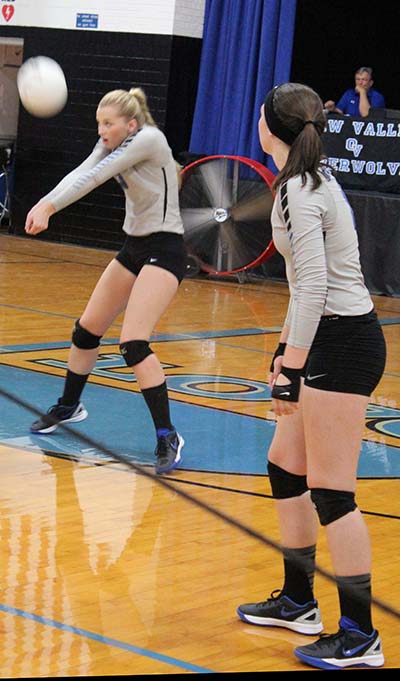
[{"xmin": 189, "ymin": 0, "xmax": 297, "ymax": 171}]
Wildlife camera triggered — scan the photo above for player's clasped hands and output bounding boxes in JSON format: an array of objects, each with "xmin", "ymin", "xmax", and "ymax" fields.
[
  {"xmin": 25, "ymin": 201, "xmax": 56, "ymax": 235},
  {"xmin": 269, "ymin": 356, "xmax": 300, "ymax": 416},
  {"xmin": 270, "ymin": 375, "xmax": 300, "ymax": 416}
]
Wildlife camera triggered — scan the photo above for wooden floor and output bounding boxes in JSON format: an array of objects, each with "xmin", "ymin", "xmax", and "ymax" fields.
[{"xmin": 0, "ymin": 231, "xmax": 399, "ymax": 676}]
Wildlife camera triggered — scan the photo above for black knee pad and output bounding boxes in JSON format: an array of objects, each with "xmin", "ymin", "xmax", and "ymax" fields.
[
  {"xmin": 267, "ymin": 461, "xmax": 308, "ymax": 499},
  {"xmin": 72, "ymin": 319, "xmax": 102, "ymax": 349},
  {"xmin": 310, "ymin": 488, "xmax": 357, "ymax": 526},
  {"xmin": 120, "ymin": 339, "xmax": 153, "ymax": 367}
]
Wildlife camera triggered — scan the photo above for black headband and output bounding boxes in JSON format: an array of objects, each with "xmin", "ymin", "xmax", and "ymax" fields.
[{"xmin": 263, "ymin": 86, "xmax": 320, "ymax": 145}]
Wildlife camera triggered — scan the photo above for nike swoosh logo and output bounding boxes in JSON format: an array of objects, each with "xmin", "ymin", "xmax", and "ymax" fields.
[
  {"xmin": 306, "ymin": 373, "xmax": 327, "ymax": 381},
  {"xmin": 342, "ymin": 642, "xmax": 371, "ymax": 657},
  {"xmin": 281, "ymin": 606, "xmax": 309, "ymax": 617},
  {"xmin": 276, "ymin": 391, "xmax": 290, "ymax": 397},
  {"xmin": 149, "ymin": 258, "xmax": 158, "ymax": 263}
]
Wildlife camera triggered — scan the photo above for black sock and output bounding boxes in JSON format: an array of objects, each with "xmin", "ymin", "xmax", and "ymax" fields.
[
  {"xmin": 60, "ymin": 370, "xmax": 89, "ymax": 406},
  {"xmin": 281, "ymin": 545, "xmax": 316, "ymax": 604},
  {"xmin": 141, "ymin": 382, "xmax": 173, "ymax": 432},
  {"xmin": 336, "ymin": 573, "xmax": 373, "ymax": 634}
]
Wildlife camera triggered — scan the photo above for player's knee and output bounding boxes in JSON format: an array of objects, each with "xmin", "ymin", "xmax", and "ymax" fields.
[
  {"xmin": 267, "ymin": 460, "xmax": 308, "ymax": 499},
  {"xmin": 120, "ymin": 339, "xmax": 153, "ymax": 367},
  {"xmin": 72, "ymin": 319, "xmax": 102, "ymax": 349},
  {"xmin": 310, "ymin": 487, "xmax": 357, "ymax": 526}
]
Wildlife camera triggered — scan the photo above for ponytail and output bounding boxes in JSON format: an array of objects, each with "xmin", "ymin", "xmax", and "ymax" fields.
[
  {"xmin": 273, "ymin": 123, "xmax": 325, "ymax": 191},
  {"xmin": 97, "ymin": 86, "xmax": 157, "ymax": 128},
  {"xmin": 129, "ymin": 87, "xmax": 157, "ymax": 127},
  {"xmin": 264, "ymin": 83, "xmax": 326, "ymax": 191}
]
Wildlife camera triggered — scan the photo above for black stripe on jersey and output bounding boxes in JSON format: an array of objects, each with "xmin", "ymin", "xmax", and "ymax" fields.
[
  {"xmin": 71, "ymin": 134, "xmax": 136, "ymax": 191},
  {"xmin": 162, "ymin": 167, "xmax": 167, "ymax": 222},
  {"xmin": 116, "ymin": 174, "xmax": 128, "ymax": 189},
  {"xmin": 279, "ymin": 182, "xmax": 292, "ymax": 232}
]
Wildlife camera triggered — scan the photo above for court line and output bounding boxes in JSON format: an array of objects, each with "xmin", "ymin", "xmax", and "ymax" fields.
[
  {"xmin": 1, "ymin": 297, "xmax": 400, "ymax": 329},
  {"xmin": 1, "ymin": 385, "xmax": 399, "ymax": 622},
  {"xmin": 0, "ymin": 328, "xmax": 282, "ymax": 354},
  {"xmin": 0, "ymin": 241, "xmax": 110, "ymax": 267},
  {"xmin": 3, "ymin": 441, "xmax": 400, "ymax": 514},
  {"xmin": 0, "ymin": 603, "xmax": 215, "ymax": 674},
  {"xmin": 159, "ymin": 477, "xmax": 400, "ymax": 520}
]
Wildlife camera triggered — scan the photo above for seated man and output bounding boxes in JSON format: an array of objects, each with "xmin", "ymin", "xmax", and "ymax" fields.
[{"xmin": 324, "ymin": 66, "xmax": 385, "ymax": 117}]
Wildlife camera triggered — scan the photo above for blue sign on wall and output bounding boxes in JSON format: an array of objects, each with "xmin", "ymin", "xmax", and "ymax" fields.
[{"xmin": 76, "ymin": 13, "xmax": 99, "ymax": 29}]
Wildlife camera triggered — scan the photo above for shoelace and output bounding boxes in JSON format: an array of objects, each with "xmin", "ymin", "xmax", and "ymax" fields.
[
  {"xmin": 317, "ymin": 628, "xmax": 346, "ymax": 642},
  {"xmin": 261, "ymin": 589, "xmax": 282, "ymax": 605},
  {"xmin": 157, "ymin": 435, "xmax": 177, "ymax": 458}
]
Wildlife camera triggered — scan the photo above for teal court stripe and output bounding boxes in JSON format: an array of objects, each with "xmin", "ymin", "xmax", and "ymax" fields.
[
  {"xmin": 1, "ymin": 317, "xmax": 399, "ymax": 354},
  {"xmin": 379, "ymin": 317, "xmax": 400, "ymax": 325},
  {"xmin": 0, "ymin": 327, "xmax": 282, "ymax": 353},
  {"xmin": 0, "ymin": 303, "xmax": 78, "ymax": 317},
  {"xmin": 0, "ymin": 603, "xmax": 215, "ymax": 674}
]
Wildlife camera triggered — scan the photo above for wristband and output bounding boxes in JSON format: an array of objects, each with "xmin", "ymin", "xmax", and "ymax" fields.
[
  {"xmin": 269, "ymin": 342, "xmax": 287, "ymax": 373},
  {"xmin": 271, "ymin": 366, "xmax": 302, "ymax": 402}
]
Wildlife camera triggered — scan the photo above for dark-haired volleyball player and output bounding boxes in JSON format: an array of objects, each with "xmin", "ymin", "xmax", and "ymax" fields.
[
  {"xmin": 236, "ymin": 82, "xmax": 386, "ymax": 670},
  {"xmin": 25, "ymin": 87, "xmax": 185, "ymax": 475}
]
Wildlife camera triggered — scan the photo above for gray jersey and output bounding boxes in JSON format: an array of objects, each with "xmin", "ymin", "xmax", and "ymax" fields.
[
  {"xmin": 272, "ymin": 168, "xmax": 372, "ymax": 349},
  {"xmin": 43, "ymin": 124, "xmax": 184, "ymax": 237}
]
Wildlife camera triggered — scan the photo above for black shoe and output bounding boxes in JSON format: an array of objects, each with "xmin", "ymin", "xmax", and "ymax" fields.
[
  {"xmin": 237, "ymin": 589, "xmax": 323, "ymax": 635},
  {"xmin": 30, "ymin": 400, "xmax": 88, "ymax": 434},
  {"xmin": 294, "ymin": 616, "xmax": 384, "ymax": 669},
  {"xmin": 155, "ymin": 430, "xmax": 184, "ymax": 474}
]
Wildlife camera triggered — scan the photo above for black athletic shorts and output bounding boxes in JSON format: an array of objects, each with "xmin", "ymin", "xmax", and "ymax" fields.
[
  {"xmin": 115, "ymin": 232, "xmax": 186, "ymax": 283},
  {"xmin": 303, "ymin": 309, "xmax": 386, "ymax": 396}
]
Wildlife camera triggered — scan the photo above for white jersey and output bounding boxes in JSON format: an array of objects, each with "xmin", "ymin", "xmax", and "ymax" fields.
[
  {"xmin": 42, "ymin": 124, "xmax": 184, "ymax": 237},
  {"xmin": 271, "ymin": 168, "xmax": 373, "ymax": 349}
]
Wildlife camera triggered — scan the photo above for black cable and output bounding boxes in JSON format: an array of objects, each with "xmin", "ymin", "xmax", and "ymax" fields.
[{"xmin": 1, "ymin": 385, "xmax": 399, "ymax": 621}]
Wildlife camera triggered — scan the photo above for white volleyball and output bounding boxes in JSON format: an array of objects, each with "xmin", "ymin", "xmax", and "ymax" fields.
[{"xmin": 17, "ymin": 56, "xmax": 68, "ymax": 118}]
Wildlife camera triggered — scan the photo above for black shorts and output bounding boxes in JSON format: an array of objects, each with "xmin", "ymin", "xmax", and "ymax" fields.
[
  {"xmin": 115, "ymin": 232, "xmax": 186, "ymax": 283},
  {"xmin": 304, "ymin": 309, "xmax": 386, "ymax": 396}
]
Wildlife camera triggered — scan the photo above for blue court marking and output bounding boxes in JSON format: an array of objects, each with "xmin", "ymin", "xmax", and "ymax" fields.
[
  {"xmin": 0, "ymin": 303, "xmax": 77, "ymax": 318},
  {"xmin": 0, "ymin": 603, "xmax": 215, "ymax": 674},
  {"xmin": 379, "ymin": 317, "xmax": 400, "ymax": 326},
  {"xmin": 0, "ymin": 365, "xmax": 275, "ymax": 473},
  {"xmin": 166, "ymin": 374, "xmax": 269, "ymax": 400},
  {"xmin": 1, "ymin": 364, "xmax": 399, "ymax": 477},
  {"xmin": 1, "ymin": 315, "xmax": 398, "ymax": 353},
  {"xmin": 0, "ymin": 327, "xmax": 282, "ymax": 353}
]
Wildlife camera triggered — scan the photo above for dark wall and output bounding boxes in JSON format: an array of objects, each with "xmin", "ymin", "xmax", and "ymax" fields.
[
  {"xmin": 3, "ymin": 4, "xmax": 399, "ymax": 253},
  {"xmin": 166, "ymin": 36, "xmax": 203, "ymax": 159},
  {"xmin": 291, "ymin": 0, "xmax": 400, "ymax": 110},
  {"xmin": 0, "ymin": 26, "xmax": 201, "ymax": 249}
]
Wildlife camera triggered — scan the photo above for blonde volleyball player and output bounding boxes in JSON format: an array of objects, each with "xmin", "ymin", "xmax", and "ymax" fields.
[{"xmin": 25, "ymin": 87, "xmax": 185, "ymax": 475}]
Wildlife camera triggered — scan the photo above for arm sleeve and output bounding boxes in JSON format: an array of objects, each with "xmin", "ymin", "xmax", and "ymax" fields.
[
  {"xmin": 284, "ymin": 297, "xmax": 294, "ymax": 328},
  {"xmin": 284, "ymin": 182, "xmax": 328, "ymax": 349},
  {"xmin": 43, "ymin": 128, "xmax": 158, "ymax": 212},
  {"xmin": 41, "ymin": 140, "xmax": 108, "ymax": 206}
]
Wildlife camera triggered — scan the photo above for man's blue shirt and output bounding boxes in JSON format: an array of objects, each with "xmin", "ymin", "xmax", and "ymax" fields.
[{"xmin": 336, "ymin": 88, "xmax": 385, "ymax": 116}]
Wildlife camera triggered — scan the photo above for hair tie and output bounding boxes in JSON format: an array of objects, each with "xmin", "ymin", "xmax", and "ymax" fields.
[{"xmin": 303, "ymin": 120, "xmax": 317, "ymax": 127}]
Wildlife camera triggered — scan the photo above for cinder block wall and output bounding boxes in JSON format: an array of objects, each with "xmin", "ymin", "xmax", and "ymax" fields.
[{"xmin": 0, "ymin": 25, "xmax": 201, "ymax": 249}]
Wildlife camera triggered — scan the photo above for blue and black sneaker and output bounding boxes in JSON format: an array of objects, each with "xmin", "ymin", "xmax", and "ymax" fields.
[
  {"xmin": 155, "ymin": 429, "xmax": 184, "ymax": 474},
  {"xmin": 31, "ymin": 400, "xmax": 88, "ymax": 434},
  {"xmin": 294, "ymin": 616, "xmax": 384, "ymax": 669},
  {"xmin": 237, "ymin": 589, "xmax": 323, "ymax": 635}
]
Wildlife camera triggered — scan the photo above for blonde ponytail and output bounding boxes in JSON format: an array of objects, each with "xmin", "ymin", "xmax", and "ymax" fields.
[
  {"xmin": 129, "ymin": 87, "xmax": 157, "ymax": 127},
  {"xmin": 97, "ymin": 87, "xmax": 157, "ymax": 128}
]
